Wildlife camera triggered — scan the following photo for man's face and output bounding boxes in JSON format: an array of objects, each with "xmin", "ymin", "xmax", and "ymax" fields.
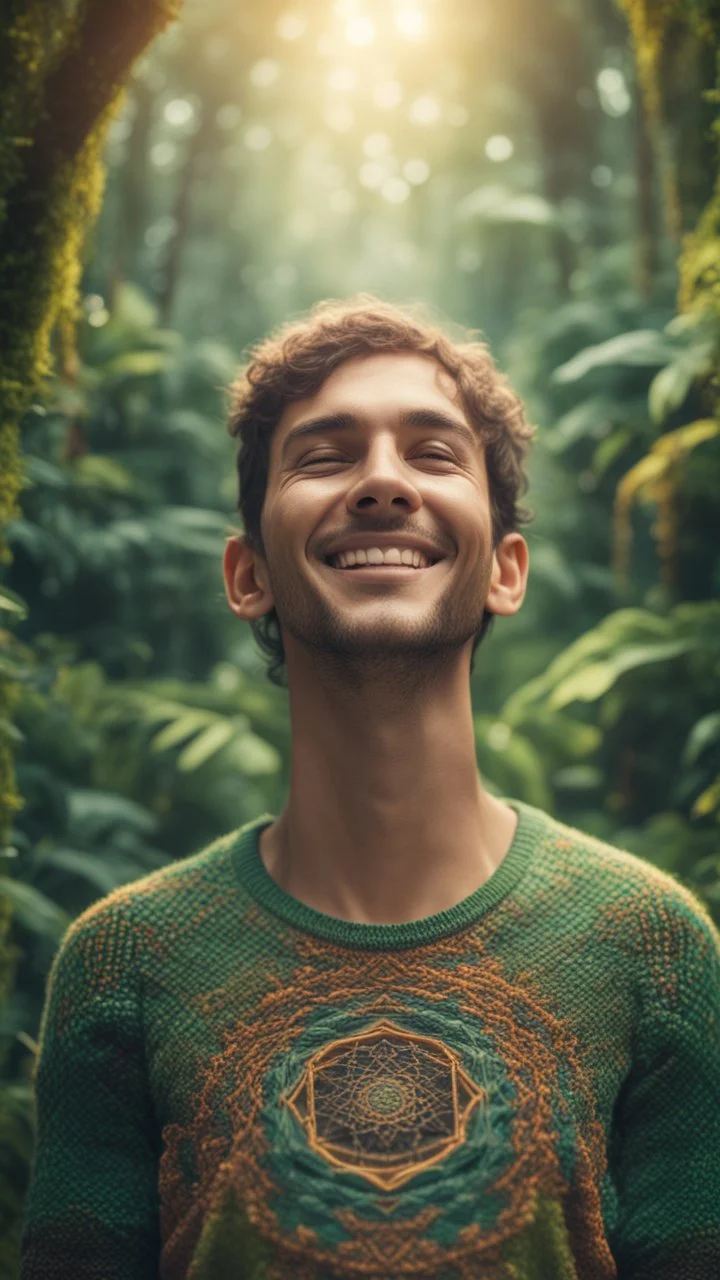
[{"xmin": 253, "ymin": 351, "xmax": 508, "ymax": 676}]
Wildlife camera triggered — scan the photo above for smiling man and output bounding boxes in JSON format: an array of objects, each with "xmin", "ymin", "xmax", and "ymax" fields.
[{"xmin": 21, "ymin": 298, "xmax": 720, "ymax": 1280}]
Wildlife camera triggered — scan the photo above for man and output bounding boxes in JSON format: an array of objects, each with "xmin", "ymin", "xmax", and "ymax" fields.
[{"xmin": 21, "ymin": 297, "xmax": 720, "ymax": 1279}]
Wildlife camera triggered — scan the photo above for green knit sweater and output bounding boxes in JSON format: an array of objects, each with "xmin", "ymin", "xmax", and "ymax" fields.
[{"xmin": 19, "ymin": 800, "xmax": 720, "ymax": 1279}]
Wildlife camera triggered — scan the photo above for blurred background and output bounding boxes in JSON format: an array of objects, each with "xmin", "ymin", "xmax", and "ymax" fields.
[{"xmin": 1, "ymin": 0, "xmax": 719, "ymax": 1268}]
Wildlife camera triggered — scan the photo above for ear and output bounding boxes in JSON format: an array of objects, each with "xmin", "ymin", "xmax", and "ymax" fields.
[
  {"xmin": 223, "ymin": 535, "xmax": 275, "ymax": 621},
  {"xmin": 485, "ymin": 532, "xmax": 529, "ymax": 618}
]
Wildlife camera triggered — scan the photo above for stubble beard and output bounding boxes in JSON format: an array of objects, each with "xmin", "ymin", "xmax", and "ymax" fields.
[{"xmin": 266, "ymin": 550, "xmax": 493, "ymax": 698}]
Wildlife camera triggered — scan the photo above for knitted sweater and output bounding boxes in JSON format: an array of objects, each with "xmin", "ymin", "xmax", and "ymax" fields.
[{"xmin": 19, "ymin": 800, "xmax": 720, "ymax": 1280}]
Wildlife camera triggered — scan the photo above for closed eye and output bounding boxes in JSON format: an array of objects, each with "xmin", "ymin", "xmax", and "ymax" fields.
[{"xmin": 301, "ymin": 451, "xmax": 453, "ymax": 466}]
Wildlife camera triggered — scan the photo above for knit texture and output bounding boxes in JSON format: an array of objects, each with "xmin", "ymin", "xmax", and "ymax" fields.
[{"xmin": 19, "ymin": 799, "xmax": 720, "ymax": 1279}]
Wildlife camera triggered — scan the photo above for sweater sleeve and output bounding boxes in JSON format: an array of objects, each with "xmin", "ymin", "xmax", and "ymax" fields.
[
  {"xmin": 19, "ymin": 898, "xmax": 162, "ymax": 1279},
  {"xmin": 608, "ymin": 892, "xmax": 720, "ymax": 1279}
]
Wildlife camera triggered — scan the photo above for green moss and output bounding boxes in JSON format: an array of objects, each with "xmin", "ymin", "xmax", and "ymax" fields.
[{"xmin": 0, "ymin": 0, "xmax": 181, "ymax": 1011}]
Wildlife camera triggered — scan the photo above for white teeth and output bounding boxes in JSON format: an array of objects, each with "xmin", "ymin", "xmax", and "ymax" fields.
[{"xmin": 331, "ymin": 546, "xmax": 433, "ymax": 569}]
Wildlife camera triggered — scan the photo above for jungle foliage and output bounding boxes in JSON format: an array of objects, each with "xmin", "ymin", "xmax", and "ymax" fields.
[{"xmin": 1, "ymin": 0, "xmax": 719, "ymax": 1272}]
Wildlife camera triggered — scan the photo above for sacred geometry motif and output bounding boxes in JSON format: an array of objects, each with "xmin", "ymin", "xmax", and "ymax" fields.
[{"xmin": 281, "ymin": 1018, "xmax": 484, "ymax": 1191}]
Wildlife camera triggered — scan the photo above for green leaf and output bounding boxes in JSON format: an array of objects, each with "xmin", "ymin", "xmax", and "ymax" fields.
[
  {"xmin": 648, "ymin": 358, "xmax": 696, "ymax": 424},
  {"xmin": 23, "ymin": 457, "xmax": 70, "ymax": 490},
  {"xmin": 553, "ymin": 765, "xmax": 603, "ymax": 790},
  {"xmin": 177, "ymin": 720, "xmax": 236, "ymax": 771},
  {"xmin": 474, "ymin": 716, "xmax": 552, "ymax": 810},
  {"xmin": 544, "ymin": 397, "xmax": 614, "ymax": 453},
  {"xmin": 547, "ymin": 639, "xmax": 693, "ymax": 709},
  {"xmin": 105, "ymin": 350, "xmax": 170, "ymax": 378},
  {"xmin": 223, "ymin": 732, "xmax": 282, "ymax": 776},
  {"xmin": 72, "ymin": 456, "xmax": 136, "ymax": 492},
  {"xmin": 592, "ymin": 426, "xmax": 633, "ymax": 477},
  {"xmin": 693, "ymin": 775, "xmax": 720, "ymax": 819},
  {"xmin": 0, "ymin": 878, "xmax": 70, "ymax": 941},
  {"xmin": 683, "ymin": 713, "xmax": 720, "ymax": 768},
  {"xmin": 528, "ymin": 543, "xmax": 578, "ymax": 598},
  {"xmin": 0, "ymin": 717, "xmax": 25, "ymax": 745},
  {"xmin": 648, "ymin": 337, "xmax": 716, "ymax": 424},
  {"xmin": 0, "ymin": 587, "xmax": 29, "ymax": 620},
  {"xmin": 151, "ymin": 711, "xmax": 215, "ymax": 753},
  {"xmin": 32, "ymin": 847, "xmax": 122, "ymax": 896},
  {"xmin": 552, "ymin": 330, "xmax": 675, "ymax": 384}
]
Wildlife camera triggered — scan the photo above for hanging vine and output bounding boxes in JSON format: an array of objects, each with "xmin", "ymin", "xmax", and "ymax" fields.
[{"xmin": 614, "ymin": 0, "xmax": 720, "ymax": 582}]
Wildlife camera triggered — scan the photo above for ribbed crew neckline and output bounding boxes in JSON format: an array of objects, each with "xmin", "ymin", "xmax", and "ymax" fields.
[{"xmin": 230, "ymin": 799, "xmax": 542, "ymax": 950}]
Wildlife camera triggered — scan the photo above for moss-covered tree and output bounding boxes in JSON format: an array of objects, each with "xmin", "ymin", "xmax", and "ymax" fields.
[{"xmin": 0, "ymin": 3, "xmax": 180, "ymax": 1271}]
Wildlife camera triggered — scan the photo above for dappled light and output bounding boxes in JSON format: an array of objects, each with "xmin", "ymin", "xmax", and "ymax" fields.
[{"xmin": 1, "ymin": 0, "xmax": 719, "ymax": 1270}]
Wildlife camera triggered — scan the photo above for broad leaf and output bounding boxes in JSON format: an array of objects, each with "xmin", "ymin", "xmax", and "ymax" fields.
[
  {"xmin": 0, "ymin": 878, "xmax": 70, "ymax": 941},
  {"xmin": 0, "ymin": 587, "xmax": 29, "ymax": 620},
  {"xmin": 177, "ymin": 720, "xmax": 236, "ymax": 771},
  {"xmin": 553, "ymin": 330, "xmax": 675, "ymax": 384}
]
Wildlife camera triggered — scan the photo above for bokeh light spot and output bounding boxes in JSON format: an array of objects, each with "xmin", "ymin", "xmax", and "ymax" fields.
[
  {"xmin": 276, "ymin": 11, "xmax": 306, "ymax": 40},
  {"xmin": 591, "ymin": 164, "xmax": 613, "ymax": 188},
  {"xmin": 164, "ymin": 98, "xmax": 195, "ymax": 127},
  {"xmin": 346, "ymin": 16, "xmax": 376, "ymax": 45},
  {"xmin": 244, "ymin": 124, "xmax": 273, "ymax": 151},
  {"xmin": 150, "ymin": 141, "xmax": 177, "ymax": 168},
  {"xmin": 394, "ymin": 7, "xmax": 429, "ymax": 40},
  {"xmin": 596, "ymin": 67, "xmax": 631, "ymax": 116},
  {"xmin": 409, "ymin": 94, "xmax": 441, "ymax": 126},
  {"xmin": 485, "ymin": 134, "xmax": 514, "ymax": 161},
  {"xmin": 403, "ymin": 158, "xmax": 430, "ymax": 184},
  {"xmin": 250, "ymin": 59, "xmax": 280, "ymax": 88},
  {"xmin": 382, "ymin": 177, "xmax": 410, "ymax": 203}
]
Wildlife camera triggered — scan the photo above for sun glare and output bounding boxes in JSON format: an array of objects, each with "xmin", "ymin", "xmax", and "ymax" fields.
[
  {"xmin": 345, "ymin": 15, "xmax": 376, "ymax": 45},
  {"xmin": 394, "ymin": 7, "xmax": 429, "ymax": 40}
]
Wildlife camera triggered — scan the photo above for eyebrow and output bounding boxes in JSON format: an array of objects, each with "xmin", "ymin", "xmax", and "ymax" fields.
[{"xmin": 280, "ymin": 409, "xmax": 479, "ymax": 460}]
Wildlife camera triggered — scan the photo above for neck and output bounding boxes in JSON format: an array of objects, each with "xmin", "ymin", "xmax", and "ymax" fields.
[{"xmin": 261, "ymin": 649, "xmax": 517, "ymax": 924}]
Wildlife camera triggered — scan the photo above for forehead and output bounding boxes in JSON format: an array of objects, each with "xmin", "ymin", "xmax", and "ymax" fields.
[{"xmin": 275, "ymin": 352, "xmax": 468, "ymax": 438}]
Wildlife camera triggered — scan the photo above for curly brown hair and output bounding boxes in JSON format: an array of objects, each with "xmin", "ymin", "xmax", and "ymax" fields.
[{"xmin": 227, "ymin": 295, "xmax": 535, "ymax": 687}]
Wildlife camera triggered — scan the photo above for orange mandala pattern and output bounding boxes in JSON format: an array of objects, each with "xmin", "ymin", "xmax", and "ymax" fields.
[
  {"xmin": 159, "ymin": 929, "xmax": 616, "ymax": 1280},
  {"xmin": 282, "ymin": 1019, "xmax": 485, "ymax": 1192}
]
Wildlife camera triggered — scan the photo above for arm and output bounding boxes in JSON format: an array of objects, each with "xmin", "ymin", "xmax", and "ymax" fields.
[
  {"xmin": 19, "ymin": 899, "xmax": 161, "ymax": 1278},
  {"xmin": 608, "ymin": 898, "xmax": 720, "ymax": 1278}
]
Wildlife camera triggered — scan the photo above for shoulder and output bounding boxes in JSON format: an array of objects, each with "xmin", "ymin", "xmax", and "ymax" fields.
[
  {"xmin": 516, "ymin": 801, "xmax": 720, "ymax": 1010},
  {"xmin": 51, "ymin": 825, "xmax": 247, "ymax": 982},
  {"xmin": 518, "ymin": 800, "xmax": 715, "ymax": 920}
]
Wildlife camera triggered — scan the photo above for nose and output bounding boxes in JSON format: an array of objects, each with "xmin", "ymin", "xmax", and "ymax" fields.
[{"xmin": 345, "ymin": 438, "xmax": 423, "ymax": 518}]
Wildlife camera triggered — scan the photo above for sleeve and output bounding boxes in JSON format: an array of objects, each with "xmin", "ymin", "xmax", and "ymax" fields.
[
  {"xmin": 608, "ymin": 893, "xmax": 720, "ymax": 1279},
  {"xmin": 19, "ymin": 900, "xmax": 162, "ymax": 1279}
]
